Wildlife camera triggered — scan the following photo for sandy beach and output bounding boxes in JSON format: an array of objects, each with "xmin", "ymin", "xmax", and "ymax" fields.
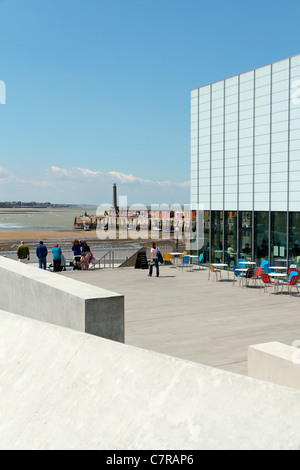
[
  {"xmin": 0, "ymin": 230, "xmax": 130, "ymax": 252},
  {"xmin": 0, "ymin": 229, "xmax": 183, "ymax": 252},
  {"xmin": 0, "ymin": 230, "xmax": 98, "ymax": 242}
]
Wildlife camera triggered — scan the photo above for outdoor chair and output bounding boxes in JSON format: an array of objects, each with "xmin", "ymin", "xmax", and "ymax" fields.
[
  {"xmin": 192, "ymin": 253, "xmax": 203, "ymax": 270},
  {"xmin": 237, "ymin": 258, "xmax": 246, "ymax": 268},
  {"xmin": 208, "ymin": 263, "xmax": 221, "ymax": 282},
  {"xmin": 281, "ymin": 272, "xmax": 299, "ymax": 296},
  {"xmin": 251, "ymin": 266, "xmax": 262, "ymax": 287},
  {"xmin": 181, "ymin": 255, "xmax": 192, "ymax": 271},
  {"xmin": 261, "ymin": 260, "xmax": 271, "ymax": 274},
  {"xmin": 260, "ymin": 273, "xmax": 275, "ymax": 294},
  {"xmin": 163, "ymin": 253, "xmax": 172, "ymax": 265},
  {"xmin": 232, "ymin": 265, "xmax": 245, "ymax": 287},
  {"xmin": 287, "ymin": 267, "xmax": 296, "ymax": 278},
  {"xmin": 244, "ymin": 268, "xmax": 254, "ymax": 288}
]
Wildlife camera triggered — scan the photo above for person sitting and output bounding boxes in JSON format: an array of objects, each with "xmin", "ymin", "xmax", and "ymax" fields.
[
  {"xmin": 81, "ymin": 241, "xmax": 91, "ymax": 254},
  {"xmin": 79, "ymin": 252, "xmax": 91, "ymax": 270},
  {"xmin": 72, "ymin": 239, "xmax": 83, "ymax": 270}
]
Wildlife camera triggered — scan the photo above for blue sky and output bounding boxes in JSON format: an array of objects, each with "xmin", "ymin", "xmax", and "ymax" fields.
[{"xmin": 0, "ymin": 0, "xmax": 299, "ymax": 205}]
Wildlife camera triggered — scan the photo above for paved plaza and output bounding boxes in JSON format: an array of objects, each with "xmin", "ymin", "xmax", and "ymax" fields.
[{"xmin": 61, "ymin": 265, "xmax": 300, "ymax": 376}]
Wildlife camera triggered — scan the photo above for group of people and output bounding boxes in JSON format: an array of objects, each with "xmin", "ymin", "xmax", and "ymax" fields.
[{"xmin": 17, "ymin": 239, "xmax": 94, "ymax": 272}]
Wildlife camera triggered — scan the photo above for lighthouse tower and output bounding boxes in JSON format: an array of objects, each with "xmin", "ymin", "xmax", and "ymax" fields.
[{"xmin": 113, "ymin": 183, "xmax": 118, "ymax": 211}]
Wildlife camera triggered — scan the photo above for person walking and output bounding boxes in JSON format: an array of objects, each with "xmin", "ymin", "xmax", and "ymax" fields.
[
  {"xmin": 17, "ymin": 241, "xmax": 30, "ymax": 263},
  {"xmin": 52, "ymin": 243, "xmax": 62, "ymax": 272},
  {"xmin": 148, "ymin": 241, "xmax": 159, "ymax": 277},
  {"xmin": 36, "ymin": 241, "xmax": 48, "ymax": 270},
  {"xmin": 72, "ymin": 239, "xmax": 83, "ymax": 270}
]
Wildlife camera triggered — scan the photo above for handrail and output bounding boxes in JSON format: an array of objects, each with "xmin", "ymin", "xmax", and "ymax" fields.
[{"xmin": 90, "ymin": 251, "xmax": 115, "ymax": 269}]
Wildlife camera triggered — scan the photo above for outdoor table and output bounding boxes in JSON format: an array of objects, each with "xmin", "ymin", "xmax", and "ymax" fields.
[
  {"xmin": 269, "ymin": 272, "xmax": 287, "ymax": 292},
  {"xmin": 169, "ymin": 252, "xmax": 183, "ymax": 266},
  {"xmin": 242, "ymin": 261, "xmax": 256, "ymax": 265},
  {"xmin": 213, "ymin": 263, "xmax": 229, "ymax": 279},
  {"xmin": 269, "ymin": 266, "xmax": 287, "ymax": 270},
  {"xmin": 188, "ymin": 255, "xmax": 198, "ymax": 269},
  {"xmin": 234, "ymin": 267, "xmax": 248, "ymax": 287}
]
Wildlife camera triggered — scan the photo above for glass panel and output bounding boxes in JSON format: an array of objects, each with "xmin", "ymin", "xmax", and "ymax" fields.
[
  {"xmin": 224, "ymin": 211, "xmax": 238, "ymax": 267},
  {"xmin": 199, "ymin": 85, "xmax": 210, "ymax": 96},
  {"xmin": 270, "ymin": 212, "xmax": 287, "ymax": 266},
  {"xmin": 193, "ymin": 211, "xmax": 210, "ymax": 264},
  {"xmin": 211, "ymin": 211, "xmax": 223, "ymax": 262},
  {"xmin": 289, "ymin": 212, "xmax": 300, "ymax": 267},
  {"xmin": 201, "ymin": 211, "xmax": 210, "ymax": 264},
  {"xmin": 272, "ymin": 59, "xmax": 289, "ymax": 73},
  {"xmin": 256, "ymin": 65, "xmax": 271, "ymax": 79},
  {"xmin": 239, "ymin": 212, "xmax": 252, "ymax": 260},
  {"xmin": 240, "ymin": 71, "xmax": 254, "ymax": 83},
  {"xmin": 291, "ymin": 55, "xmax": 300, "ymax": 67},
  {"xmin": 254, "ymin": 212, "xmax": 269, "ymax": 265}
]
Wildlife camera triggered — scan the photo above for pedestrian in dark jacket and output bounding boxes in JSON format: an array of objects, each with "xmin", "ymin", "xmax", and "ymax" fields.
[
  {"xmin": 72, "ymin": 239, "xmax": 83, "ymax": 270},
  {"xmin": 36, "ymin": 241, "xmax": 48, "ymax": 270}
]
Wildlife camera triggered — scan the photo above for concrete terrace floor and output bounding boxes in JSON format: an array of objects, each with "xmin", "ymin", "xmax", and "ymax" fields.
[{"xmin": 60, "ymin": 265, "xmax": 300, "ymax": 376}]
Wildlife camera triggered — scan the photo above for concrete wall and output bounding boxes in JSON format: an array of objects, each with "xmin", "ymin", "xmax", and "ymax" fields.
[
  {"xmin": 1, "ymin": 310, "xmax": 300, "ymax": 450},
  {"xmin": 0, "ymin": 256, "xmax": 124, "ymax": 342},
  {"xmin": 248, "ymin": 342, "xmax": 300, "ymax": 391}
]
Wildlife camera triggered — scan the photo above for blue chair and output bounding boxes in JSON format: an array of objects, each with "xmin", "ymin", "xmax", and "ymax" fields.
[
  {"xmin": 181, "ymin": 255, "xmax": 191, "ymax": 271},
  {"xmin": 233, "ymin": 265, "xmax": 246, "ymax": 287},
  {"xmin": 261, "ymin": 260, "xmax": 271, "ymax": 273},
  {"xmin": 237, "ymin": 258, "xmax": 246, "ymax": 268},
  {"xmin": 192, "ymin": 253, "xmax": 204, "ymax": 270}
]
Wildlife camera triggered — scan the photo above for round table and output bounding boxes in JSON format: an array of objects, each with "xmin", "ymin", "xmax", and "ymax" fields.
[
  {"xmin": 269, "ymin": 266, "xmax": 287, "ymax": 271},
  {"xmin": 269, "ymin": 272, "xmax": 287, "ymax": 292}
]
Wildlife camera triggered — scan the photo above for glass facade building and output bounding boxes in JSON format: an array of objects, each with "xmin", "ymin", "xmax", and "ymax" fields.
[{"xmin": 191, "ymin": 55, "xmax": 300, "ymax": 268}]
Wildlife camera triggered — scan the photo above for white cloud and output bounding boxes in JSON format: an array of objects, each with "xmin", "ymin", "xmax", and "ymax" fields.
[
  {"xmin": 0, "ymin": 166, "xmax": 20, "ymax": 184},
  {"xmin": 1, "ymin": 165, "xmax": 190, "ymax": 205},
  {"xmin": 47, "ymin": 166, "xmax": 189, "ymax": 188},
  {"xmin": 49, "ymin": 166, "xmax": 70, "ymax": 177},
  {"xmin": 0, "ymin": 166, "xmax": 9, "ymax": 176},
  {"xmin": 78, "ymin": 168, "xmax": 103, "ymax": 178},
  {"xmin": 107, "ymin": 171, "xmax": 154, "ymax": 185}
]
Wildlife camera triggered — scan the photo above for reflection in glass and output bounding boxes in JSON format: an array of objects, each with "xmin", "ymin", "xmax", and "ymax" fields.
[
  {"xmin": 254, "ymin": 212, "xmax": 269, "ymax": 265},
  {"xmin": 203, "ymin": 211, "xmax": 210, "ymax": 264},
  {"xmin": 211, "ymin": 211, "xmax": 223, "ymax": 263},
  {"xmin": 239, "ymin": 212, "xmax": 252, "ymax": 261},
  {"xmin": 271, "ymin": 212, "xmax": 287, "ymax": 266},
  {"xmin": 289, "ymin": 212, "xmax": 300, "ymax": 268},
  {"xmin": 224, "ymin": 211, "xmax": 238, "ymax": 267}
]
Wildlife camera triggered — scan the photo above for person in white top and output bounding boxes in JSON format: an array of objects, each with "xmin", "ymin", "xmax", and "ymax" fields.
[{"xmin": 148, "ymin": 241, "xmax": 159, "ymax": 277}]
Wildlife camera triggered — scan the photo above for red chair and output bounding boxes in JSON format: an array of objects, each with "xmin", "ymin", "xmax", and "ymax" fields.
[
  {"xmin": 252, "ymin": 266, "xmax": 262, "ymax": 286},
  {"xmin": 261, "ymin": 273, "xmax": 275, "ymax": 294},
  {"xmin": 281, "ymin": 274, "xmax": 299, "ymax": 296},
  {"xmin": 287, "ymin": 267, "xmax": 297, "ymax": 278}
]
